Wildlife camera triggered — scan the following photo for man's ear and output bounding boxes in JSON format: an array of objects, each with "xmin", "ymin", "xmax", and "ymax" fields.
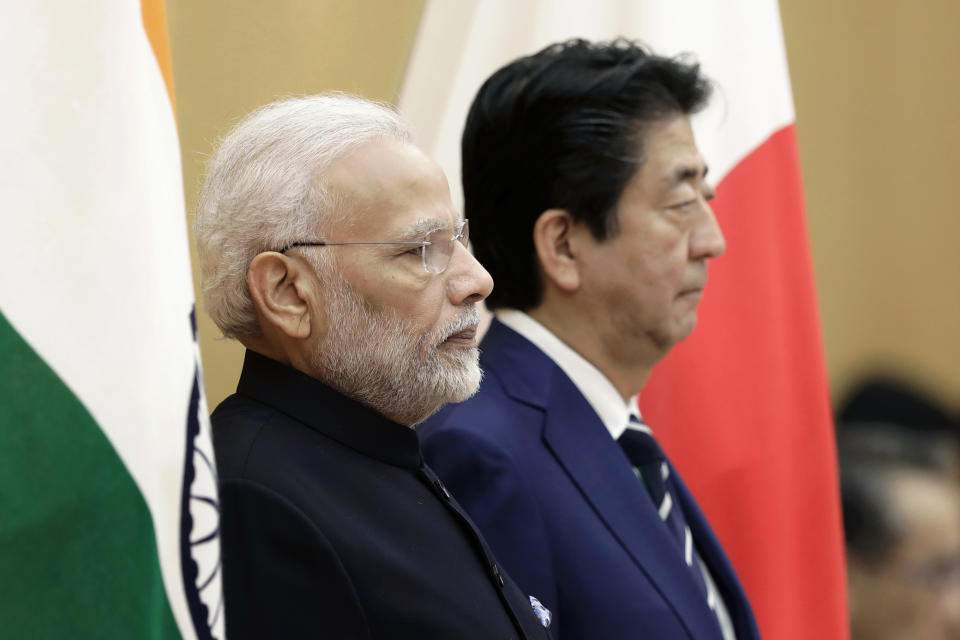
[
  {"xmin": 533, "ymin": 209, "xmax": 582, "ymax": 293},
  {"xmin": 247, "ymin": 252, "xmax": 316, "ymax": 340}
]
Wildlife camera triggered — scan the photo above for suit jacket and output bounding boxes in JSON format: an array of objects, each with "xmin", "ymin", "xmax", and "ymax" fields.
[
  {"xmin": 419, "ymin": 320, "xmax": 760, "ymax": 639},
  {"xmin": 213, "ymin": 349, "xmax": 552, "ymax": 639}
]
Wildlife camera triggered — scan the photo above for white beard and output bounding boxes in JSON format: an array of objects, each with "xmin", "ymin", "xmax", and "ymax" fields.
[{"xmin": 309, "ymin": 269, "xmax": 482, "ymax": 426}]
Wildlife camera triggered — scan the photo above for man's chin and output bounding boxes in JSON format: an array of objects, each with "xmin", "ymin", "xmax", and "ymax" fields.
[
  {"xmin": 410, "ymin": 366, "xmax": 482, "ymax": 427},
  {"xmin": 449, "ymin": 377, "xmax": 482, "ymax": 403},
  {"xmin": 668, "ymin": 308, "xmax": 699, "ymax": 341},
  {"xmin": 438, "ymin": 361, "xmax": 483, "ymax": 404},
  {"xmin": 677, "ymin": 316, "xmax": 697, "ymax": 342},
  {"xmin": 648, "ymin": 313, "xmax": 698, "ymax": 357}
]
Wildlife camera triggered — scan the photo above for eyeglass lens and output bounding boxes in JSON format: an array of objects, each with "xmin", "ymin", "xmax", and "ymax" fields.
[{"xmin": 423, "ymin": 220, "xmax": 470, "ymax": 274}]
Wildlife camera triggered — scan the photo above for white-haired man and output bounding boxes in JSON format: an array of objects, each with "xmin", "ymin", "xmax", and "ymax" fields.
[{"xmin": 196, "ymin": 94, "xmax": 552, "ymax": 639}]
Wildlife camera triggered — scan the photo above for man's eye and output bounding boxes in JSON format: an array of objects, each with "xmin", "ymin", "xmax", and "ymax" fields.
[{"xmin": 405, "ymin": 245, "xmax": 426, "ymax": 257}]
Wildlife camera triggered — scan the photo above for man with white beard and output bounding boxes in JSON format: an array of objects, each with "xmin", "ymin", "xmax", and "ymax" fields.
[{"xmin": 195, "ymin": 94, "xmax": 553, "ymax": 640}]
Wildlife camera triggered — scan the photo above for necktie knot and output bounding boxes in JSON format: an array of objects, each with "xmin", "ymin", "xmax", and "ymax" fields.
[{"xmin": 618, "ymin": 416, "xmax": 665, "ymax": 466}]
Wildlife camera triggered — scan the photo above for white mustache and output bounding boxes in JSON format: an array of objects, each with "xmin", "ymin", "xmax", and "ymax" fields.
[{"xmin": 440, "ymin": 307, "xmax": 481, "ymax": 342}]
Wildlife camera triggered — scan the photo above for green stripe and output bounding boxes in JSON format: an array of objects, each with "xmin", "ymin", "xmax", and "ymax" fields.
[{"xmin": 0, "ymin": 309, "xmax": 180, "ymax": 639}]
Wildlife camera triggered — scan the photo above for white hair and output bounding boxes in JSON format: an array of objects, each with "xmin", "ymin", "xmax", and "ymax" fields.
[{"xmin": 195, "ymin": 93, "xmax": 410, "ymax": 338}]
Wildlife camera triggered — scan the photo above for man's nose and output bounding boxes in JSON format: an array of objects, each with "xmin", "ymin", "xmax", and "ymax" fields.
[
  {"xmin": 446, "ymin": 242, "xmax": 494, "ymax": 305},
  {"xmin": 691, "ymin": 201, "xmax": 726, "ymax": 260}
]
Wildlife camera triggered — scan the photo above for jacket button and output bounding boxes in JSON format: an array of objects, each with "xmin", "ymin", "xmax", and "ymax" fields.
[
  {"xmin": 491, "ymin": 563, "xmax": 505, "ymax": 587},
  {"xmin": 434, "ymin": 478, "xmax": 452, "ymax": 500}
]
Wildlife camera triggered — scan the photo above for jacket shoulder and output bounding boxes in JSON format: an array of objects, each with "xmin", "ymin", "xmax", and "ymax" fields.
[{"xmin": 420, "ymin": 366, "xmax": 542, "ymax": 447}]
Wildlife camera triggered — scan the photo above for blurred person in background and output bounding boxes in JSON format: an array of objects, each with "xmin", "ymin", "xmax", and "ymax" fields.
[
  {"xmin": 838, "ymin": 376, "xmax": 957, "ymax": 438},
  {"xmin": 839, "ymin": 422, "xmax": 960, "ymax": 640}
]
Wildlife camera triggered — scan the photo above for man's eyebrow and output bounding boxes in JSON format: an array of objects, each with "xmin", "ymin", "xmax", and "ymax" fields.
[
  {"xmin": 657, "ymin": 161, "xmax": 709, "ymax": 191},
  {"xmin": 397, "ymin": 215, "xmax": 465, "ymax": 241},
  {"xmin": 395, "ymin": 217, "xmax": 452, "ymax": 241},
  {"xmin": 671, "ymin": 163, "xmax": 709, "ymax": 184}
]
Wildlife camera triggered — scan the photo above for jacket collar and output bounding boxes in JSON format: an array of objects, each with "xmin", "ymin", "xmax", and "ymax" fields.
[
  {"xmin": 495, "ymin": 309, "xmax": 633, "ymax": 440},
  {"xmin": 236, "ymin": 349, "xmax": 422, "ymax": 469}
]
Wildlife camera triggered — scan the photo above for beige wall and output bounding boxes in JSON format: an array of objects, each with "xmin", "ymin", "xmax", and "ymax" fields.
[
  {"xmin": 169, "ymin": 1, "xmax": 960, "ymax": 413},
  {"xmin": 781, "ymin": 0, "xmax": 960, "ymax": 409}
]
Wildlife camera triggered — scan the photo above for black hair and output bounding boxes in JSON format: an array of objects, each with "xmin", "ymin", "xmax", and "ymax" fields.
[
  {"xmin": 838, "ymin": 423, "xmax": 958, "ymax": 566},
  {"xmin": 837, "ymin": 376, "xmax": 957, "ymax": 434},
  {"xmin": 461, "ymin": 38, "xmax": 712, "ymax": 310}
]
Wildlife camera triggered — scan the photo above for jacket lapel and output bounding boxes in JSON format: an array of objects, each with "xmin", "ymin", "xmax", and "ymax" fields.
[{"xmin": 483, "ymin": 321, "xmax": 723, "ymax": 640}]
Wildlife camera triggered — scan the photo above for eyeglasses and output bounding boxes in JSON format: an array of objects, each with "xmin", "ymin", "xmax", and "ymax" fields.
[{"xmin": 279, "ymin": 219, "xmax": 469, "ymax": 275}]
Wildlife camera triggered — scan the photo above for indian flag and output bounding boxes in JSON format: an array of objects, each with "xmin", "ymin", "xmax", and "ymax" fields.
[
  {"xmin": 0, "ymin": 1, "xmax": 222, "ymax": 638},
  {"xmin": 399, "ymin": 1, "xmax": 848, "ymax": 638}
]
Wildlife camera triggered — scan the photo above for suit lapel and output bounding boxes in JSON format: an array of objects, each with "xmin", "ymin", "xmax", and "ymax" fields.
[{"xmin": 483, "ymin": 321, "xmax": 722, "ymax": 640}]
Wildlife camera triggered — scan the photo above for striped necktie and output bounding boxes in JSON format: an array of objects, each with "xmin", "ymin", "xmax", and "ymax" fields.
[
  {"xmin": 618, "ymin": 416, "xmax": 707, "ymax": 591},
  {"xmin": 617, "ymin": 414, "xmax": 736, "ymax": 639},
  {"xmin": 619, "ymin": 414, "xmax": 735, "ymax": 639}
]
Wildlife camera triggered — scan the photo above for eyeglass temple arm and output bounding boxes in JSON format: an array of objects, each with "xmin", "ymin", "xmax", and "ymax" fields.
[{"xmin": 279, "ymin": 240, "xmax": 432, "ymax": 253}]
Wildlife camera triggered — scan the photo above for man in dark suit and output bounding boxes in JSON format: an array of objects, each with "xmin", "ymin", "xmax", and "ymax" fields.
[
  {"xmin": 419, "ymin": 39, "xmax": 760, "ymax": 639},
  {"xmin": 195, "ymin": 94, "xmax": 552, "ymax": 639}
]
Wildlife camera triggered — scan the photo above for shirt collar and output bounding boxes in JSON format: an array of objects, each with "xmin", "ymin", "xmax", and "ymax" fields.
[{"xmin": 496, "ymin": 309, "xmax": 637, "ymax": 440}]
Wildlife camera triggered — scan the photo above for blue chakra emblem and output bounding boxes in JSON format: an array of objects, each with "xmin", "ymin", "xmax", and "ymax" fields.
[{"xmin": 181, "ymin": 309, "xmax": 223, "ymax": 639}]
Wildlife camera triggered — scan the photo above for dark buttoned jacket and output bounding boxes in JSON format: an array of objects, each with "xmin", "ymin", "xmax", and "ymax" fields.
[{"xmin": 212, "ymin": 350, "xmax": 552, "ymax": 639}]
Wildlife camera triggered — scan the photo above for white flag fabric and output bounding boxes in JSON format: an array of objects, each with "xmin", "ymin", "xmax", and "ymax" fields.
[
  {"xmin": 400, "ymin": 0, "xmax": 793, "ymax": 204},
  {"xmin": 0, "ymin": 1, "xmax": 223, "ymax": 638}
]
